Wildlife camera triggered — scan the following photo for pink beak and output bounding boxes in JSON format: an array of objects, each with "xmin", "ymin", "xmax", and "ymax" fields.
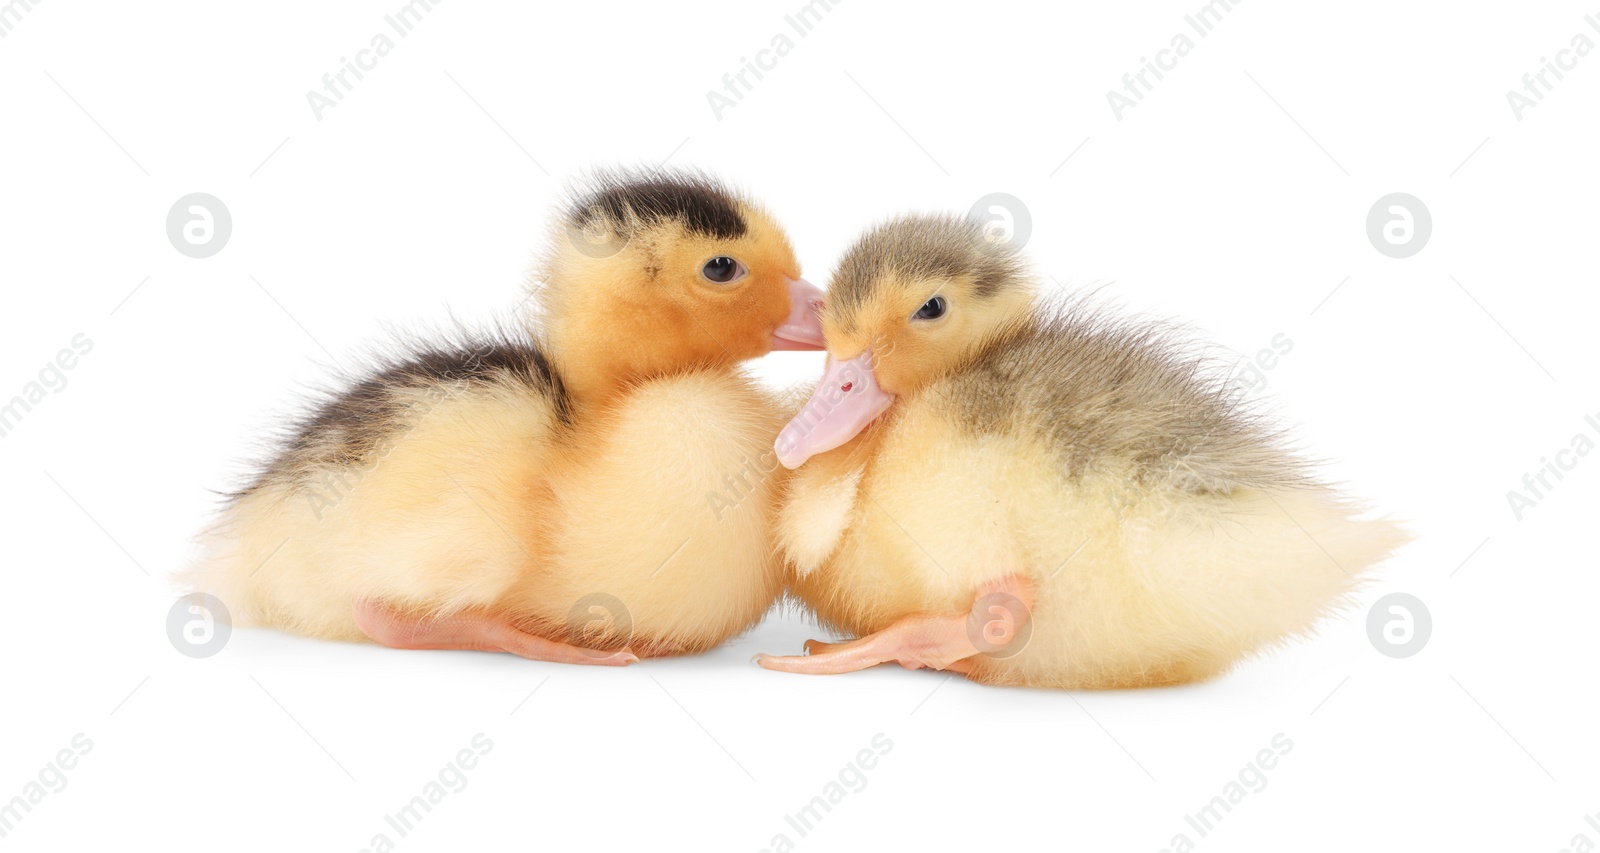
[
  {"xmin": 770, "ymin": 277, "xmax": 827, "ymax": 351},
  {"xmin": 774, "ymin": 351, "xmax": 895, "ymax": 469}
]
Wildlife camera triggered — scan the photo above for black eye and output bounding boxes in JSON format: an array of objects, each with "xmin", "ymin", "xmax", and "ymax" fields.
[
  {"xmin": 913, "ymin": 296, "xmax": 947, "ymax": 320},
  {"xmin": 701, "ymin": 256, "xmax": 746, "ymax": 284}
]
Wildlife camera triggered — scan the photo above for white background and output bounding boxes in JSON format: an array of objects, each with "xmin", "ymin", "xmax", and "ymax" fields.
[{"xmin": 1, "ymin": 1, "xmax": 1596, "ymax": 850}]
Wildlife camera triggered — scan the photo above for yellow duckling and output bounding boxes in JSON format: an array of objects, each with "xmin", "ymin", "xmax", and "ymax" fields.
[
  {"xmin": 758, "ymin": 214, "xmax": 1407, "ymax": 688},
  {"xmin": 185, "ymin": 170, "xmax": 824, "ymax": 664}
]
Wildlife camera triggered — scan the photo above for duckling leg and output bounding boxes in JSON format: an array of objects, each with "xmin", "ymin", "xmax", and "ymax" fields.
[
  {"xmin": 757, "ymin": 575, "xmax": 1032, "ymax": 676},
  {"xmin": 798, "ymin": 638, "xmax": 981, "ymax": 675},
  {"xmin": 354, "ymin": 600, "xmax": 638, "ymax": 666}
]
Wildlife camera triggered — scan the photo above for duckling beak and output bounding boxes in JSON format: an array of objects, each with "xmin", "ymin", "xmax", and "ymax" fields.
[
  {"xmin": 775, "ymin": 352, "xmax": 894, "ymax": 469},
  {"xmin": 770, "ymin": 277, "xmax": 827, "ymax": 351}
]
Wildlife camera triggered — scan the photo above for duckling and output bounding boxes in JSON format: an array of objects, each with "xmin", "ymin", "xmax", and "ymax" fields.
[
  {"xmin": 757, "ymin": 214, "xmax": 1407, "ymax": 688},
  {"xmin": 184, "ymin": 170, "xmax": 825, "ymax": 664}
]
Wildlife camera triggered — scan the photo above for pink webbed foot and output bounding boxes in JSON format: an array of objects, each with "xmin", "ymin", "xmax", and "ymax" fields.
[
  {"xmin": 354, "ymin": 599, "xmax": 638, "ymax": 666},
  {"xmin": 756, "ymin": 575, "xmax": 1033, "ymax": 677}
]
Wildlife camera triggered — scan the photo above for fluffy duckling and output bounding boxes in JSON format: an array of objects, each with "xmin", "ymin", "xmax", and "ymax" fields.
[
  {"xmin": 185, "ymin": 171, "xmax": 824, "ymax": 664},
  {"xmin": 758, "ymin": 214, "xmax": 1406, "ymax": 688}
]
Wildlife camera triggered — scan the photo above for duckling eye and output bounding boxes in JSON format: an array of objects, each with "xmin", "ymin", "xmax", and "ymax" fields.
[
  {"xmin": 701, "ymin": 256, "xmax": 747, "ymax": 284},
  {"xmin": 913, "ymin": 296, "xmax": 947, "ymax": 321}
]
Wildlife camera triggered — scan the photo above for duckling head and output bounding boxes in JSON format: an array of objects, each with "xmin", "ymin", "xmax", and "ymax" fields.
[
  {"xmin": 775, "ymin": 213, "xmax": 1034, "ymax": 468},
  {"xmin": 539, "ymin": 169, "xmax": 824, "ymax": 401}
]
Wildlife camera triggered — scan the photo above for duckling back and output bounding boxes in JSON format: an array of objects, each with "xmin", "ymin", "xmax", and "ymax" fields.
[{"xmin": 948, "ymin": 303, "xmax": 1307, "ymax": 494}]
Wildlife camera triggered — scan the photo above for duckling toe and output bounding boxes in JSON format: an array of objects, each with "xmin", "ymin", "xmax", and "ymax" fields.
[{"xmin": 802, "ymin": 638, "xmax": 838, "ymax": 655}]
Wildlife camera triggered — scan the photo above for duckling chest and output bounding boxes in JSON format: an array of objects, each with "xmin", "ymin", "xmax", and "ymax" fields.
[
  {"xmin": 551, "ymin": 372, "xmax": 787, "ymax": 575},
  {"xmin": 786, "ymin": 404, "xmax": 1054, "ymax": 625}
]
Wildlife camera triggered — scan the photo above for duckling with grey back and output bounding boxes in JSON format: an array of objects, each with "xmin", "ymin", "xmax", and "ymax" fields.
[{"xmin": 759, "ymin": 214, "xmax": 1408, "ymax": 688}]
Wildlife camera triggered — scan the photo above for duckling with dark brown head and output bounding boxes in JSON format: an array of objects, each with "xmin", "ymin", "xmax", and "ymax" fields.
[
  {"xmin": 758, "ymin": 214, "xmax": 1407, "ymax": 688},
  {"xmin": 184, "ymin": 170, "xmax": 824, "ymax": 663}
]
